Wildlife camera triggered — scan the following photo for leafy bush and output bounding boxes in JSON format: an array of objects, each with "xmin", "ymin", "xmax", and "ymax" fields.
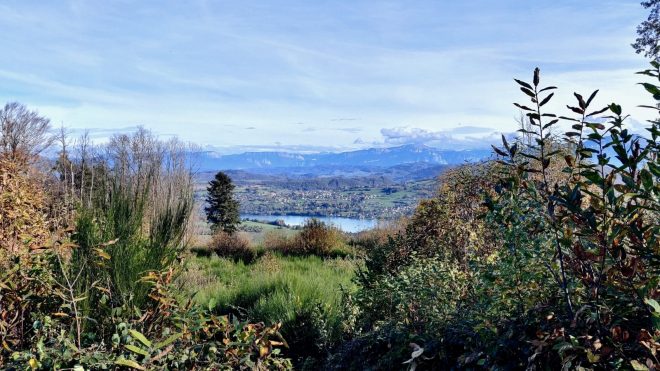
[
  {"xmin": 296, "ymin": 219, "xmax": 344, "ymax": 256},
  {"xmin": 261, "ymin": 219, "xmax": 350, "ymax": 258},
  {"xmin": 210, "ymin": 230, "xmax": 257, "ymax": 263},
  {"xmin": 2, "ymin": 261, "xmax": 292, "ymax": 370},
  {"xmin": 354, "ymin": 253, "xmax": 470, "ymax": 336},
  {"xmin": 330, "ymin": 65, "xmax": 660, "ymax": 370},
  {"xmin": 349, "ymin": 219, "xmax": 407, "ymax": 260},
  {"xmin": 0, "ymin": 156, "xmax": 50, "ymax": 257},
  {"xmin": 487, "ymin": 66, "xmax": 660, "ymax": 369},
  {"xmin": 1, "ymin": 128, "xmax": 292, "ymax": 369}
]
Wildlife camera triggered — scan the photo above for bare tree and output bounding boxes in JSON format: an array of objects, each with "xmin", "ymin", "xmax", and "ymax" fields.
[
  {"xmin": 52, "ymin": 125, "xmax": 80, "ymax": 222},
  {"xmin": 0, "ymin": 102, "xmax": 53, "ymax": 161},
  {"xmin": 76, "ymin": 131, "xmax": 91, "ymax": 203},
  {"xmin": 515, "ymin": 110, "xmax": 534, "ymax": 147}
]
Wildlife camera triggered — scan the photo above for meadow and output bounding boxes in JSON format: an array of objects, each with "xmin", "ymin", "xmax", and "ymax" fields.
[{"xmin": 180, "ymin": 253, "xmax": 356, "ymax": 365}]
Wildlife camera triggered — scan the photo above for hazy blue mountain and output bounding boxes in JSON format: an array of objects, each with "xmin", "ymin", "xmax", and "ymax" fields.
[{"xmin": 197, "ymin": 144, "xmax": 492, "ymax": 174}]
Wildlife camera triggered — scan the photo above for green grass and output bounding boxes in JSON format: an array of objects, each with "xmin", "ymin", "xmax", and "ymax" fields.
[
  {"xmin": 179, "ymin": 253, "xmax": 357, "ymax": 363},
  {"xmin": 184, "ymin": 254, "xmax": 355, "ymax": 313}
]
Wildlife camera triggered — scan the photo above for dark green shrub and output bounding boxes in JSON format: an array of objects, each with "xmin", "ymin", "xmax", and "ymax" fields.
[{"xmin": 331, "ymin": 65, "xmax": 660, "ymax": 370}]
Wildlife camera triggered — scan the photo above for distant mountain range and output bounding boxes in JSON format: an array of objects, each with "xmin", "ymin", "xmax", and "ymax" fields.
[{"xmin": 196, "ymin": 144, "xmax": 492, "ymax": 178}]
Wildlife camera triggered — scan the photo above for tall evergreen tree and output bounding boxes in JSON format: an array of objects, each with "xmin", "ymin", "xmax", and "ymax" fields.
[{"xmin": 205, "ymin": 171, "xmax": 240, "ymax": 233}]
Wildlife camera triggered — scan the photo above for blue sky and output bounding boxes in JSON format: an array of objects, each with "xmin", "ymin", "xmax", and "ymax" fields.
[{"xmin": 0, "ymin": 0, "xmax": 654, "ymax": 153}]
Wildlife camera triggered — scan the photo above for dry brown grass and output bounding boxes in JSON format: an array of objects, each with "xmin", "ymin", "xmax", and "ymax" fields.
[
  {"xmin": 208, "ymin": 231, "xmax": 256, "ymax": 263},
  {"xmin": 262, "ymin": 230, "xmax": 297, "ymax": 252}
]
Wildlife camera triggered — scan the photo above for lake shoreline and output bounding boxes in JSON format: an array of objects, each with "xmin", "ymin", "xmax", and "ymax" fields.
[{"xmin": 241, "ymin": 214, "xmax": 379, "ymax": 233}]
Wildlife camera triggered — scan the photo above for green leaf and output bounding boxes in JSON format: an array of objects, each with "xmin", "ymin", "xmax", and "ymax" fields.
[
  {"xmin": 155, "ymin": 333, "xmax": 182, "ymax": 349},
  {"xmin": 492, "ymin": 145, "xmax": 508, "ymax": 157},
  {"xmin": 125, "ymin": 344, "xmax": 150, "ymax": 357},
  {"xmin": 640, "ymin": 169, "xmax": 653, "ymax": 190},
  {"xmin": 533, "ymin": 67, "xmax": 540, "ymax": 86},
  {"xmin": 574, "ymin": 92, "xmax": 586, "ymax": 109},
  {"xmin": 520, "ymin": 87, "xmax": 535, "ymax": 98},
  {"xmin": 539, "ymin": 93, "xmax": 554, "ymax": 106},
  {"xmin": 567, "ymin": 105, "xmax": 584, "ymax": 115},
  {"xmin": 514, "ymin": 79, "xmax": 533, "ymax": 90},
  {"xmin": 630, "ymin": 360, "xmax": 649, "ymax": 371},
  {"xmin": 645, "ymin": 298, "xmax": 660, "ymax": 314},
  {"xmin": 583, "ymin": 171, "xmax": 603, "ymax": 185},
  {"xmin": 586, "ymin": 89, "xmax": 599, "ymax": 107},
  {"xmin": 542, "ymin": 119, "xmax": 559, "ymax": 130},
  {"xmin": 115, "ymin": 358, "xmax": 146, "ymax": 370},
  {"xmin": 501, "ymin": 134, "xmax": 510, "ymax": 151},
  {"xmin": 128, "ymin": 329, "xmax": 152, "ymax": 348},
  {"xmin": 585, "ymin": 122, "xmax": 605, "ymax": 131},
  {"xmin": 514, "ymin": 103, "xmax": 534, "ymax": 111},
  {"xmin": 586, "ymin": 106, "xmax": 609, "ymax": 117},
  {"xmin": 640, "ymin": 82, "xmax": 660, "ymax": 96},
  {"xmin": 648, "ymin": 162, "xmax": 660, "ymax": 177}
]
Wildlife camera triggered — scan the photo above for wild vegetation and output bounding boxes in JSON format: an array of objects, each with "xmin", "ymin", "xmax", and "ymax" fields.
[
  {"xmin": 322, "ymin": 66, "xmax": 660, "ymax": 370},
  {"xmin": 3, "ymin": 66, "xmax": 659, "ymax": 369},
  {"xmin": 3, "ymin": 6, "xmax": 660, "ymax": 369},
  {"xmin": 0, "ymin": 119, "xmax": 291, "ymax": 369},
  {"xmin": 180, "ymin": 254, "xmax": 356, "ymax": 369}
]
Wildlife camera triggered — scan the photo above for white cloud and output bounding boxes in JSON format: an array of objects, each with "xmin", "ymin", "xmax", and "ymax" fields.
[
  {"xmin": 379, "ymin": 126, "xmax": 514, "ymax": 149},
  {"xmin": 0, "ymin": 0, "xmax": 655, "ymax": 151},
  {"xmin": 381, "ymin": 127, "xmax": 451, "ymax": 144}
]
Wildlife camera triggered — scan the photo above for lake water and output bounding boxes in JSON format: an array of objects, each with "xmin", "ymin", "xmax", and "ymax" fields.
[{"xmin": 241, "ymin": 214, "xmax": 379, "ymax": 233}]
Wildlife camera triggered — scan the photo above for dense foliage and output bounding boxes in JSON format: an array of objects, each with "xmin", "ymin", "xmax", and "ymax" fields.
[
  {"xmin": 0, "ymin": 128, "xmax": 291, "ymax": 369},
  {"xmin": 326, "ymin": 66, "xmax": 660, "ymax": 370}
]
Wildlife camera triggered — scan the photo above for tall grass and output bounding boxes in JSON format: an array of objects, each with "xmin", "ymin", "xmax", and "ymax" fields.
[
  {"xmin": 69, "ymin": 130, "xmax": 194, "ymax": 324},
  {"xmin": 72, "ymin": 181, "xmax": 193, "ymax": 312},
  {"xmin": 180, "ymin": 254, "xmax": 357, "ymax": 365}
]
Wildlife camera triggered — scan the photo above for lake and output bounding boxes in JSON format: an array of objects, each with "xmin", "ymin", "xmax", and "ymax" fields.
[{"xmin": 241, "ymin": 214, "xmax": 379, "ymax": 233}]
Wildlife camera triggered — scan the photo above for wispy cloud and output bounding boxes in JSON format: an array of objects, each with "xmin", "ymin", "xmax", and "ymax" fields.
[
  {"xmin": 380, "ymin": 125, "xmax": 513, "ymax": 149},
  {"xmin": 381, "ymin": 127, "xmax": 451, "ymax": 144},
  {"xmin": 0, "ymin": 0, "xmax": 654, "ymax": 151}
]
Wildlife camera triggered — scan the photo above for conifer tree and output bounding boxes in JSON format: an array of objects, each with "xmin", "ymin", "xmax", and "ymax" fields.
[{"xmin": 205, "ymin": 171, "xmax": 240, "ymax": 233}]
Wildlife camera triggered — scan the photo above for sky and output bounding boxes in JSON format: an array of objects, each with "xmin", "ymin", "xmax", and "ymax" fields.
[{"xmin": 0, "ymin": 0, "xmax": 655, "ymax": 153}]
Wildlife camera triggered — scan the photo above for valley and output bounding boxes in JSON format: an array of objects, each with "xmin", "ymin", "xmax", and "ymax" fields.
[
  {"xmin": 193, "ymin": 144, "xmax": 489, "ymax": 220},
  {"xmin": 196, "ymin": 170, "xmax": 439, "ymax": 220}
]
